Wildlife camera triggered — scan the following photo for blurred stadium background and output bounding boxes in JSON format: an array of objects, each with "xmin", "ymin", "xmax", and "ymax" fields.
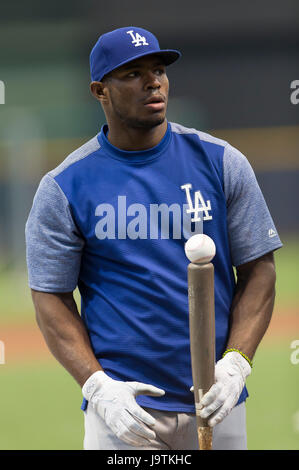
[{"xmin": 0, "ymin": 0, "xmax": 298, "ymax": 450}]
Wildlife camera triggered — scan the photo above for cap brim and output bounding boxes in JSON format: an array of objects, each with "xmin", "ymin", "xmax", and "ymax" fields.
[
  {"xmin": 153, "ymin": 49, "xmax": 182, "ymax": 66},
  {"xmin": 99, "ymin": 49, "xmax": 181, "ymax": 81}
]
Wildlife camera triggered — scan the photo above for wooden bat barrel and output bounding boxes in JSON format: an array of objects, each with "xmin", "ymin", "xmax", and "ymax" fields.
[{"xmin": 188, "ymin": 262, "xmax": 215, "ymax": 450}]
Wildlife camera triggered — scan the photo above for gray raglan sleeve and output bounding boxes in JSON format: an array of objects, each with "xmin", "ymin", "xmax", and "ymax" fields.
[
  {"xmin": 25, "ymin": 173, "xmax": 84, "ymax": 292},
  {"xmin": 223, "ymin": 144, "xmax": 283, "ymax": 267}
]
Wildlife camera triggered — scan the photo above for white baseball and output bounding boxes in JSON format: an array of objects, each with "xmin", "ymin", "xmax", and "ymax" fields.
[{"xmin": 184, "ymin": 234, "xmax": 216, "ymax": 264}]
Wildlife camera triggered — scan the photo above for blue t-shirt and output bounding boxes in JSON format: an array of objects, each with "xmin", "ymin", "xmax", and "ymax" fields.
[{"xmin": 25, "ymin": 121, "xmax": 282, "ymax": 412}]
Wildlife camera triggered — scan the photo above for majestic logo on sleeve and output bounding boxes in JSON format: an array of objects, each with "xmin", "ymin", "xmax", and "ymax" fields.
[
  {"xmin": 126, "ymin": 30, "xmax": 149, "ymax": 47},
  {"xmin": 180, "ymin": 184, "xmax": 213, "ymax": 222},
  {"xmin": 268, "ymin": 228, "xmax": 277, "ymax": 238}
]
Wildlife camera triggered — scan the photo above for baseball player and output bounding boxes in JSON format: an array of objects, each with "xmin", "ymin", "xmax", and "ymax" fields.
[{"xmin": 25, "ymin": 26, "xmax": 282, "ymax": 450}]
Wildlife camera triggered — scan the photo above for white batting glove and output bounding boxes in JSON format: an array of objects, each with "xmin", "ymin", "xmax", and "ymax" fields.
[
  {"xmin": 82, "ymin": 371, "xmax": 165, "ymax": 447},
  {"xmin": 197, "ymin": 351, "xmax": 252, "ymax": 427}
]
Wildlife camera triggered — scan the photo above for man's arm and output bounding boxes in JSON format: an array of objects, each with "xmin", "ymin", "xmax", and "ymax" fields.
[
  {"xmin": 227, "ymin": 250, "xmax": 276, "ymax": 360},
  {"xmin": 31, "ymin": 290, "xmax": 102, "ymax": 388},
  {"xmin": 198, "ymin": 250, "xmax": 277, "ymax": 426},
  {"xmin": 31, "ymin": 289, "xmax": 165, "ymax": 446}
]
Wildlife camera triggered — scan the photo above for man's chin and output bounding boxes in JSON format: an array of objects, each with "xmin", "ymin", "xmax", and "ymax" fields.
[{"xmin": 126, "ymin": 114, "xmax": 166, "ymax": 130}]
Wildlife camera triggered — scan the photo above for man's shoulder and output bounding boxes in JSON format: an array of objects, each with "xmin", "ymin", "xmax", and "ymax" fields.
[
  {"xmin": 48, "ymin": 135, "xmax": 101, "ymax": 179},
  {"xmin": 170, "ymin": 122, "xmax": 229, "ymax": 150}
]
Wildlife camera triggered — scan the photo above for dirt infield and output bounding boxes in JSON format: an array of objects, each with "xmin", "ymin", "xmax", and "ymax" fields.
[
  {"xmin": 0, "ymin": 307, "xmax": 298, "ymax": 364},
  {"xmin": 0, "ymin": 323, "xmax": 54, "ymax": 363},
  {"xmin": 263, "ymin": 308, "xmax": 299, "ymax": 343}
]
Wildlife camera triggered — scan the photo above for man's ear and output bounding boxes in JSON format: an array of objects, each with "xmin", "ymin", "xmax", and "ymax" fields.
[{"xmin": 90, "ymin": 81, "xmax": 109, "ymax": 103}]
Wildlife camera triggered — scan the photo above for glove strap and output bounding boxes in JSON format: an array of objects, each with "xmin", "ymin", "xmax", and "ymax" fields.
[
  {"xmin": 222, "ymin": 348, "xmax": 253, "ymax": 368},
  {"xmin": 82, "ymin": 370, "xmax": 109, "ymax": 401}
]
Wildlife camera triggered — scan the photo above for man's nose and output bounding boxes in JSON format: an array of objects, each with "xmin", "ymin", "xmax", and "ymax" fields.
[{"xmin": 144, "ymin": 72, "xmax": 161, "ymax": 90}]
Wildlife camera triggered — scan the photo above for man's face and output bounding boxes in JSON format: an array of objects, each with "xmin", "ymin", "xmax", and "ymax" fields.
[{"xmin": 102, "ymin": 55, "xmax": 169, "ymax": 129}]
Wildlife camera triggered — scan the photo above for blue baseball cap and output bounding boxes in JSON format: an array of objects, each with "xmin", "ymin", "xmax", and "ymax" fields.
[{"xmin": 90, "ymin": 26, "xmax": 181, "ymax": 82}]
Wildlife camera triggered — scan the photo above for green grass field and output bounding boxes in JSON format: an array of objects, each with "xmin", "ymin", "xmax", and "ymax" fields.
[
  {"xmin": 246, "ymin": 343, "xmax": 299, "ymax": 449},
  {"xmin": 0, "ymin": 235, "xmax": 298, "ymax": 450},
  {"xmin": 0, "ymin": 363, "xmax": 83, "ymax": 450}
]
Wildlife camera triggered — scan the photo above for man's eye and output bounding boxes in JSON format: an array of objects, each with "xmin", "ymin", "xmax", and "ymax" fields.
[
  {"xmin": 155, "ymin": 68, "xmax": 165, "ymax": 75},
  {"xmin": 127, "ymin": 71, "xmax": 139, "ymax": 77}
]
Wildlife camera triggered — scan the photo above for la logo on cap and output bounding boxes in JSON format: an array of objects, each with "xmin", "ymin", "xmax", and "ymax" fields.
[{"xmin": 126, "ymin": 30, "xmax": 149, "ymax": 47}]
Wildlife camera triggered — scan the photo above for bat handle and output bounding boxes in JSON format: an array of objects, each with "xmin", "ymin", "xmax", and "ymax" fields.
[
  {"xmin": 197, "ymin": 424, "xmax": 213, "ymax": 450},
  {"xmin": 196, "ymin": 389, "xmax": 213, "ymax": 450}
]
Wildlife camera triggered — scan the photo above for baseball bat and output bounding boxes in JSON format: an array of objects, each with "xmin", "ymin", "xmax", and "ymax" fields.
[{"xmin": 188, "ymin": 261, "xmax": 215, "ymax": 450}]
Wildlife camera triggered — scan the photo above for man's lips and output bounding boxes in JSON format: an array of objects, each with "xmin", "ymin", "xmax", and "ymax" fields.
[
  {"xmin": 143, "ymin": 95, "xmax": 165, "ymax": 111},
  {"xmin": 143, "ymin": 95, "xmax": 165, "ymax": 105}
]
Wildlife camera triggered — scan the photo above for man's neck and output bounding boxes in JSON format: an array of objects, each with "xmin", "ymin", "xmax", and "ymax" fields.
[{"xmin": 106, "ymin": 120, "xmax": 168, "ymax": 151}]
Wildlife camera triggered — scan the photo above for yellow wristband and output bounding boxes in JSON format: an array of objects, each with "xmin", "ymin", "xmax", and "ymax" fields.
[{"xmin": 222, "ymin": 348, "xmax": 253, "ymax": 368}]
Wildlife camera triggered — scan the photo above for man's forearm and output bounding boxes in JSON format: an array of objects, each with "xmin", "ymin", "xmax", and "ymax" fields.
[
  {"xmin": 197, "ymin": 252, "xmax": 277, "ymax": 426},
  {"xmin": 32, "ymin": 290, "xmax": 102, "ymax": 387},
  {"xmin": 226, "ymin": 252, "xmax": 276, "ymax": 360}
]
